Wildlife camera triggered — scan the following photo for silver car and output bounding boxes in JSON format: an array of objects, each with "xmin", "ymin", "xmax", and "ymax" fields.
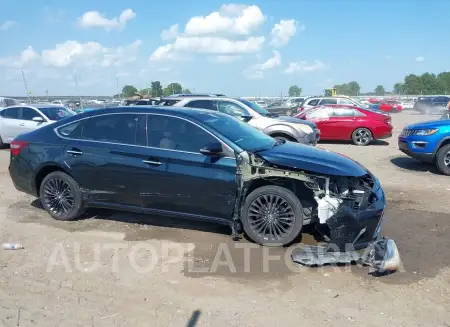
[
  {"xmin": 0, "ymin": 104, "xmax": 75, "ymax": 146},
  {"xmin": 174, "ymin": 97, "xmax": 320, "ymax": 145}
]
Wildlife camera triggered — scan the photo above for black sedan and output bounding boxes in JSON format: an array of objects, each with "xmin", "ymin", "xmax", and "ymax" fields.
[{"xmin": 9, "ymin": 106, "xmax": 399, "ymax": 266}]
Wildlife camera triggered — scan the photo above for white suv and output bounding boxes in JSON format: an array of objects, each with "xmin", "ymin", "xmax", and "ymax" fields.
[{"xmin": 300, "ymin": 97, "xmax": 370, "ymax": 111}]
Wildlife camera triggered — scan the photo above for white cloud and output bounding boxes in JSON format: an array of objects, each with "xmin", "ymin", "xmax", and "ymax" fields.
[
  {"xmin": 149, "ymin": 36, "xmax": 264, "ymax": 61},
  {"xmin": 245, "ymin": 50, "xmax": 281, "ymax": 79},
  {"xmin": 0, "ymin": 46, "xmax": 39, "ymax": 67},
  {"xmin": 415, "ymin": 56, "xmax": 425, "ymax": 62},
  {"xmin": 41, "ymin": 40, "xmax": 142, "ymax": 68},
  {"xmin": 77, "ymin": 9, "xmax": 136, "ymax": 31},
  {"xmin": 209, "ymin": 55, "xmax": 242, "ymax": 63},
  {"xmin": 284, "ymin": 60, "xmax": 326, "ymax": 74},
  {"xmin": 270, "ymin": 19, "xmax": 301, "ymax": 47},
  {"xmin": 0, "ymin": 21, "xmax": 17, "ymax": 31},
  {"xmin": 184, "ymin": 4, "xmax": 265, "ymax": 36},
  {"xmin": 161, "ymin": 24, "xmax": 179, "ymax": 40}
]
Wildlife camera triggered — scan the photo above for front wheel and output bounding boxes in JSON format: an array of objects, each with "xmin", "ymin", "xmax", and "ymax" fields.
[
  {"xmin": 352, "ymin": 128, "xmax": 373, "ymax": 146},
  {"xmin": 241, "ymin": 185, "xmax": 304, "ymax": 246},
  {"xmin": 435, "ymin": 144, "xmax": 450, "ymax": 175},
  {"xmin": 39, "ymin": 171, "xmax": 86, "ymax": 221}
]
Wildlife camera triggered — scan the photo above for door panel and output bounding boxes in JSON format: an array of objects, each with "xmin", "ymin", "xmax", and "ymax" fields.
[
  {"xmin": 140, "ymin": 149, "xmax": 237, "ymax": 219},
  {"xmin": 62, "ymin": 140, "xmax": 165, "ymax": 206},
  {"xmin": 142, "ymin": 113, "xmax": 238, "ymax": 220}
]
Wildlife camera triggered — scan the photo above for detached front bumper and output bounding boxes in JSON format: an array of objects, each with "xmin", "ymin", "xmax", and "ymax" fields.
[{"xmin": 292, "ymin": 177, "xmax": 401, "ymax": 274}]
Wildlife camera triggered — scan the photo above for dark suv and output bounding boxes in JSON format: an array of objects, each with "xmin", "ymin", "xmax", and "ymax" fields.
[{"xmin": 414, "ymin": 96, "xmax": 450, "ymax": 114}]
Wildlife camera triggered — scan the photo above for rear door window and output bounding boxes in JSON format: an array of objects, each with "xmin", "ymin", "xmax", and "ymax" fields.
[
  {"xmin": 0, "ymin": 107, "xmax": 20, "ymax": 119},
  {"xmin": 80, "ymin": 114, "xmax": 146, "ymax": 145},
  {"xmin": 186, "ymin": 100, "xmax": 217, "ymax": 110},
  {"xmin": 305, "ymin": 99, "xmax": 320, "ymax": 106},
  {"xmin": 331, "ymin": 108, "xmax": 356, "ymax": 117},
  {"xmin": 319, "ymin": 98, "xmax": 338, "ymax": 105},
  {"xmin": 217, "ymin": 101, "xmax": 250, "ymax": 118}
]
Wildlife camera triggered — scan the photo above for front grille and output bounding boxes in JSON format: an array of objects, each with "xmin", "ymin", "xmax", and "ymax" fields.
[{"xmin": 400, "ymin": 129, "xmax": 414, "ymax": 137}]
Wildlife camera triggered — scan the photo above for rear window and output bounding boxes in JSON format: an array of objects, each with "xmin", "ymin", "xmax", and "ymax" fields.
[
  {"xmin": 305, "ymin": 99, "xmax": 320, "ymax": 106},
  {"xmin": 0, "ymin": 107, "xmax": 20, "ymax": 119},
  {"xmin": 156, "ymin": 99, "xmax": 181, "ymax": 106}
]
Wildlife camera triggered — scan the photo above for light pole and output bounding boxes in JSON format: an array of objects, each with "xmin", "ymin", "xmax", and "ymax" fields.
[{"xmin": 21, "ymin": 70, "xmax": 30, "ymax": 101}]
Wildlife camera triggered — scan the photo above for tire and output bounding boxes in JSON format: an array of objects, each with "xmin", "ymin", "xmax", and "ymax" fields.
[
  {"xmin": 39, "ymin": 171, "xmax": 86, "ymax": 221},
  {"xmin": 241, "ymin": 185, "xmax": 304, "ymax": 246},
  {"xmin": 435, "ymin": 144, "xmax": 450, "ymax": 176},
  {"xmin": 0, "ymin": 135, "xmax": 4, "ymax": 149},
  {"xmin": 391, "ymin": 108, "xmax": 398, "ymax": 113},
  {"xmin": 351, "ymin": 128, "xmax": 373, "ymax": 146}
]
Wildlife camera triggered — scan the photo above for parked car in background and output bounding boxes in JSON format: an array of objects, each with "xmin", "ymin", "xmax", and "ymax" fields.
[
  {"xmin": 284, "ymin": 97, "xmax": 306, "ymax": 107},
  {"xmin": 0, "ymin": 97, "xmax": 21, "ymax": 109},
  {"xmin": 295, "ymin": 105, "xmax": 392, "ymax": 146},
  {"xmin": 298, "ymin": 96, "xmax": 371, "ymax": 112},
  {"xmin": 399, "ymin": 119, "xmax": 450, "ymax": 175},
  {"xmin": 0, "ymin": 104, "xmax": 75, "ymax": 146},
  {"xmin": 413, "ymin": 96, "xmax": 450, "ymax": 114},
  {"xmin": 8, "ymin": 105, "xmax": 398, "ymax": 262},
  {"xmin": 253, "ymin": 100, "xmax": 268, "ymax": 108},
  {"xmin": 170, "ymin": 96, "xmax": 321, "ymax": 145},
  {"xmin": 379, "ymin": 100, "xmax": 402, "ymax": 113}
]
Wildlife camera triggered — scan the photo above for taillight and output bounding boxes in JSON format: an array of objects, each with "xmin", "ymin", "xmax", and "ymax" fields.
[
  {"xmin": 298, "ymin": 107, "xmax": 304, "ymax": 112},
  {"xmin": 10, "ymin": 140, "xmax": 29, "ymax": 156}
]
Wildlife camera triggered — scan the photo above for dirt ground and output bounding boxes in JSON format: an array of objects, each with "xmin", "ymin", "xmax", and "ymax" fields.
[{"xmin": 0, "ymin": 111, "xmax": 449, "ymax": 327}]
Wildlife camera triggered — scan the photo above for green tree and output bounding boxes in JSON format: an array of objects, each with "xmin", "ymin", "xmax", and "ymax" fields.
[
  {"xmin": 403, "ymin": 74, "xmax": 423, "ymax": 94},
  {"xmin": 163, "ymin": 83, "xmax": 183, "ymax": 96},
  {"xmin": 420, "ymin": 73, "xmax": 444, "ymax": 95},
  {"xmin": 182, "ymin": 88, "xmax": 192, "ymax": 94},
  {"xmin": 393, "ymin": 83, "xmax": 404, "ymax": 94},
  {"xmin": 121, "ymin": 85, "xmax": 138, "ymax": 97},
  {"xmin": 288, "ymin": 85, "xmax": 302, "ymax": 96},
  {"xmin": 437, "ymin": 72, "xmax": 450, "ymax": 94},
  {"xmin": 139, "ymin": 88, "xmax": 152, "ymax": 96},
  {"xmin": 151, "ymin": 81, "xmax": 163, "ymax": 97},
  {"xmin": 334, "ymin": 81, "xmax": 360, "ymax": 96},
  {"xmin": 375, "ymin": 85, "xmax": 385, "ymax": 95}
]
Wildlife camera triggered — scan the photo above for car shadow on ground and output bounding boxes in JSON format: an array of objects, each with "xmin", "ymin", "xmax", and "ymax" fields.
[
  {"xmin": 390, "ymin": 156, "xmax": 441, "ymax": 174},
  {"xmin": 30, "ymin": 199, "xmax": 232, "ymax": 237},
  {"xmin": 318, "ymin": 140, "xmax": 389, "ymax": 146}
]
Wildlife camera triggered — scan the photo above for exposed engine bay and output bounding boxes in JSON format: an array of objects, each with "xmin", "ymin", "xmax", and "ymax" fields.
[{"xmin": 233, "ymin": 152, "xmax": 401, "ymax": 274}]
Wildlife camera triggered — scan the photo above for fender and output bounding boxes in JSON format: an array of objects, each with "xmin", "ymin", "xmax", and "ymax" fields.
[
  {"xmin": 434, "ymin": 136, "xmax": 450, "ymax": 155},
  {"xmin": 263, "ymin": 124, "xmax": 305, "ymax": 141},
  {"xmin": 32, "ymin": 162, "xmax": 72, "ymax": 195}
]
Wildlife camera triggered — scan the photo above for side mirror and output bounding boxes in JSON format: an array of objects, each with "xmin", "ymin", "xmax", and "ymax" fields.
[
  {"xmin": 32, "ymin": 116, "xmax": 44, "ymax": 122},
  {"xmin": 200, "ymin": 142, "xmax": 223, "ymax": 156},
  {"xmin": 240, "ymin": 113, "xmax": 253, "ymax": 122}
]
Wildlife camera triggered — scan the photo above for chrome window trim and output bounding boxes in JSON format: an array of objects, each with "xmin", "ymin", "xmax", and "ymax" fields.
[{"xmin": 54, "ymin": 111, "xmax": 237, "ymax": 160}]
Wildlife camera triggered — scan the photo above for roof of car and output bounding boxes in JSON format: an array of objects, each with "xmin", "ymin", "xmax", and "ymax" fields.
[{"xmin": 69, "ymin": 106, "xmax": 227, "ymax": 121}]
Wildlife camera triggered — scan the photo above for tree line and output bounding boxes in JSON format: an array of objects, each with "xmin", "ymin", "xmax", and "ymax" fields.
[
  {"xmin": 287, "ymin": 71, "xmax": 450, "ymax": 97},
  {"xmin": 120, "ymin": 82, "xmax": 192, "ymax": 98}
]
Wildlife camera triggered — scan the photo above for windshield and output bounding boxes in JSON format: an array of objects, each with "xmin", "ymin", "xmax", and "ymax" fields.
[
  {"xmin": 193, "ymin": 112, "xmax": 275, "ymax": 152},
  {"xmin": 39, "ymin": 107, "xmax": 75, "ymax": 121},
  {"xmin": 237, "ymin": 99, "xmax": 271, "ymax": 116}
]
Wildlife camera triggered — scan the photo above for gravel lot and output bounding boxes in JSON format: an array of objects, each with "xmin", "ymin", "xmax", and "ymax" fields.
[{"xmin": 0, "ymin": 111, "xmax": 449, "ymax": 327}]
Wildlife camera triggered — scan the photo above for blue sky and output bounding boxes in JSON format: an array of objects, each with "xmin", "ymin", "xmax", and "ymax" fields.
[{"xmin": 1, "ymin": 0, "xmax": 449, "ymax": 96}]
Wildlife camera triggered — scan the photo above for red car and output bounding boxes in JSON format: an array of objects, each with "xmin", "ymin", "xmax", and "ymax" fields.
[{"xmin": 295, "ymin": 105, "xmax": 393, "ymax": 146}]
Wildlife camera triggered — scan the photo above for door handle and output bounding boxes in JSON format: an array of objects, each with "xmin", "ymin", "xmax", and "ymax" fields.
[
  {"xmin": 67, "ymin": 149, "xmax": 83, "ymax": 155},
  {"xmin": 18, "ymin": 123, "xmax": 24, "ymax": 126},
  {"xmin": 142, "ymin": 160, "xmax": 161, "ymax": 166}
]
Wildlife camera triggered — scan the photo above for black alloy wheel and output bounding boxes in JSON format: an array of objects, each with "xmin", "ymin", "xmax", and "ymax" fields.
[
  {"xmin": 352, "ymin": 128, "xmax": 373, "ymax": 146},
  {"xmin": 40, "ymin": 171, "xmax": 85, "ymax": 221},
  {"xmin": 241, "ymin": 185, "xmax": 304, "ymax": 246}
]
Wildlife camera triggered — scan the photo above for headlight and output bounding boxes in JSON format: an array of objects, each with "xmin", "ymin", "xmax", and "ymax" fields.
[{"xmin": 414, "ymin": 129, "xmax": 438, "ymax": 136}]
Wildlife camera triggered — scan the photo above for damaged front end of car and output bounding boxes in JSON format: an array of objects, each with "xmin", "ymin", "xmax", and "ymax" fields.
[{"xmin": 232, "ymin": 150, "xmax": 401, "ymax": 275}]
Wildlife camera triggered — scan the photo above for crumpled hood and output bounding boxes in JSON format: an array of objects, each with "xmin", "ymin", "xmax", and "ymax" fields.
[
  {"xmin": 275, "ymin": 115, "xmax": 317, "ymax": 129},
  {"xmin": 258, "ymin": 141, "xmax": 368, "ymax": 177},
  {"xmin": 406, "ymin": 119, "xmax": 450, "ymax": 129}
]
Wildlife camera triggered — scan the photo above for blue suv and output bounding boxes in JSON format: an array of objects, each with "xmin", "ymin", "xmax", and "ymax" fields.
[{"xmin": 398, "ymin": 119, "xmax": 450, "ymax": 175}]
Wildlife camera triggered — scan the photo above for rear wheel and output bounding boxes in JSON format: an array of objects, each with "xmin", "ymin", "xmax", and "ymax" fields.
[
  {"xmin": 391, "ymin": 108, "xmax": 399, "ymax": 113},
  {"xmin": 352, "ymin": 128, "xmax": 373, "ymax": 146},
  {"xmin": 241, "ymin": 185, "xmax": 304, "ymax": 246},
  {"xmin": 435, "ymin": 144, "xmax": 450, "ymax": 176},
  {"xmin": 39, "ymin": 171, "xmax": 85, "ymax": 221}
]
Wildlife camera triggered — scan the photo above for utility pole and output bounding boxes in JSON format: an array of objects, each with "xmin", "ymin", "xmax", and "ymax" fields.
[
  {"xmin": 171, "ymin": 83, "xmax": 174, "ymax": 95},
  {"xmin": 21, "ymin": 70, "xmax": 30, "ymax": 101},
  {"xmin": 74, "ymin": 74, "xmax": 83, "ymax": 110}
]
